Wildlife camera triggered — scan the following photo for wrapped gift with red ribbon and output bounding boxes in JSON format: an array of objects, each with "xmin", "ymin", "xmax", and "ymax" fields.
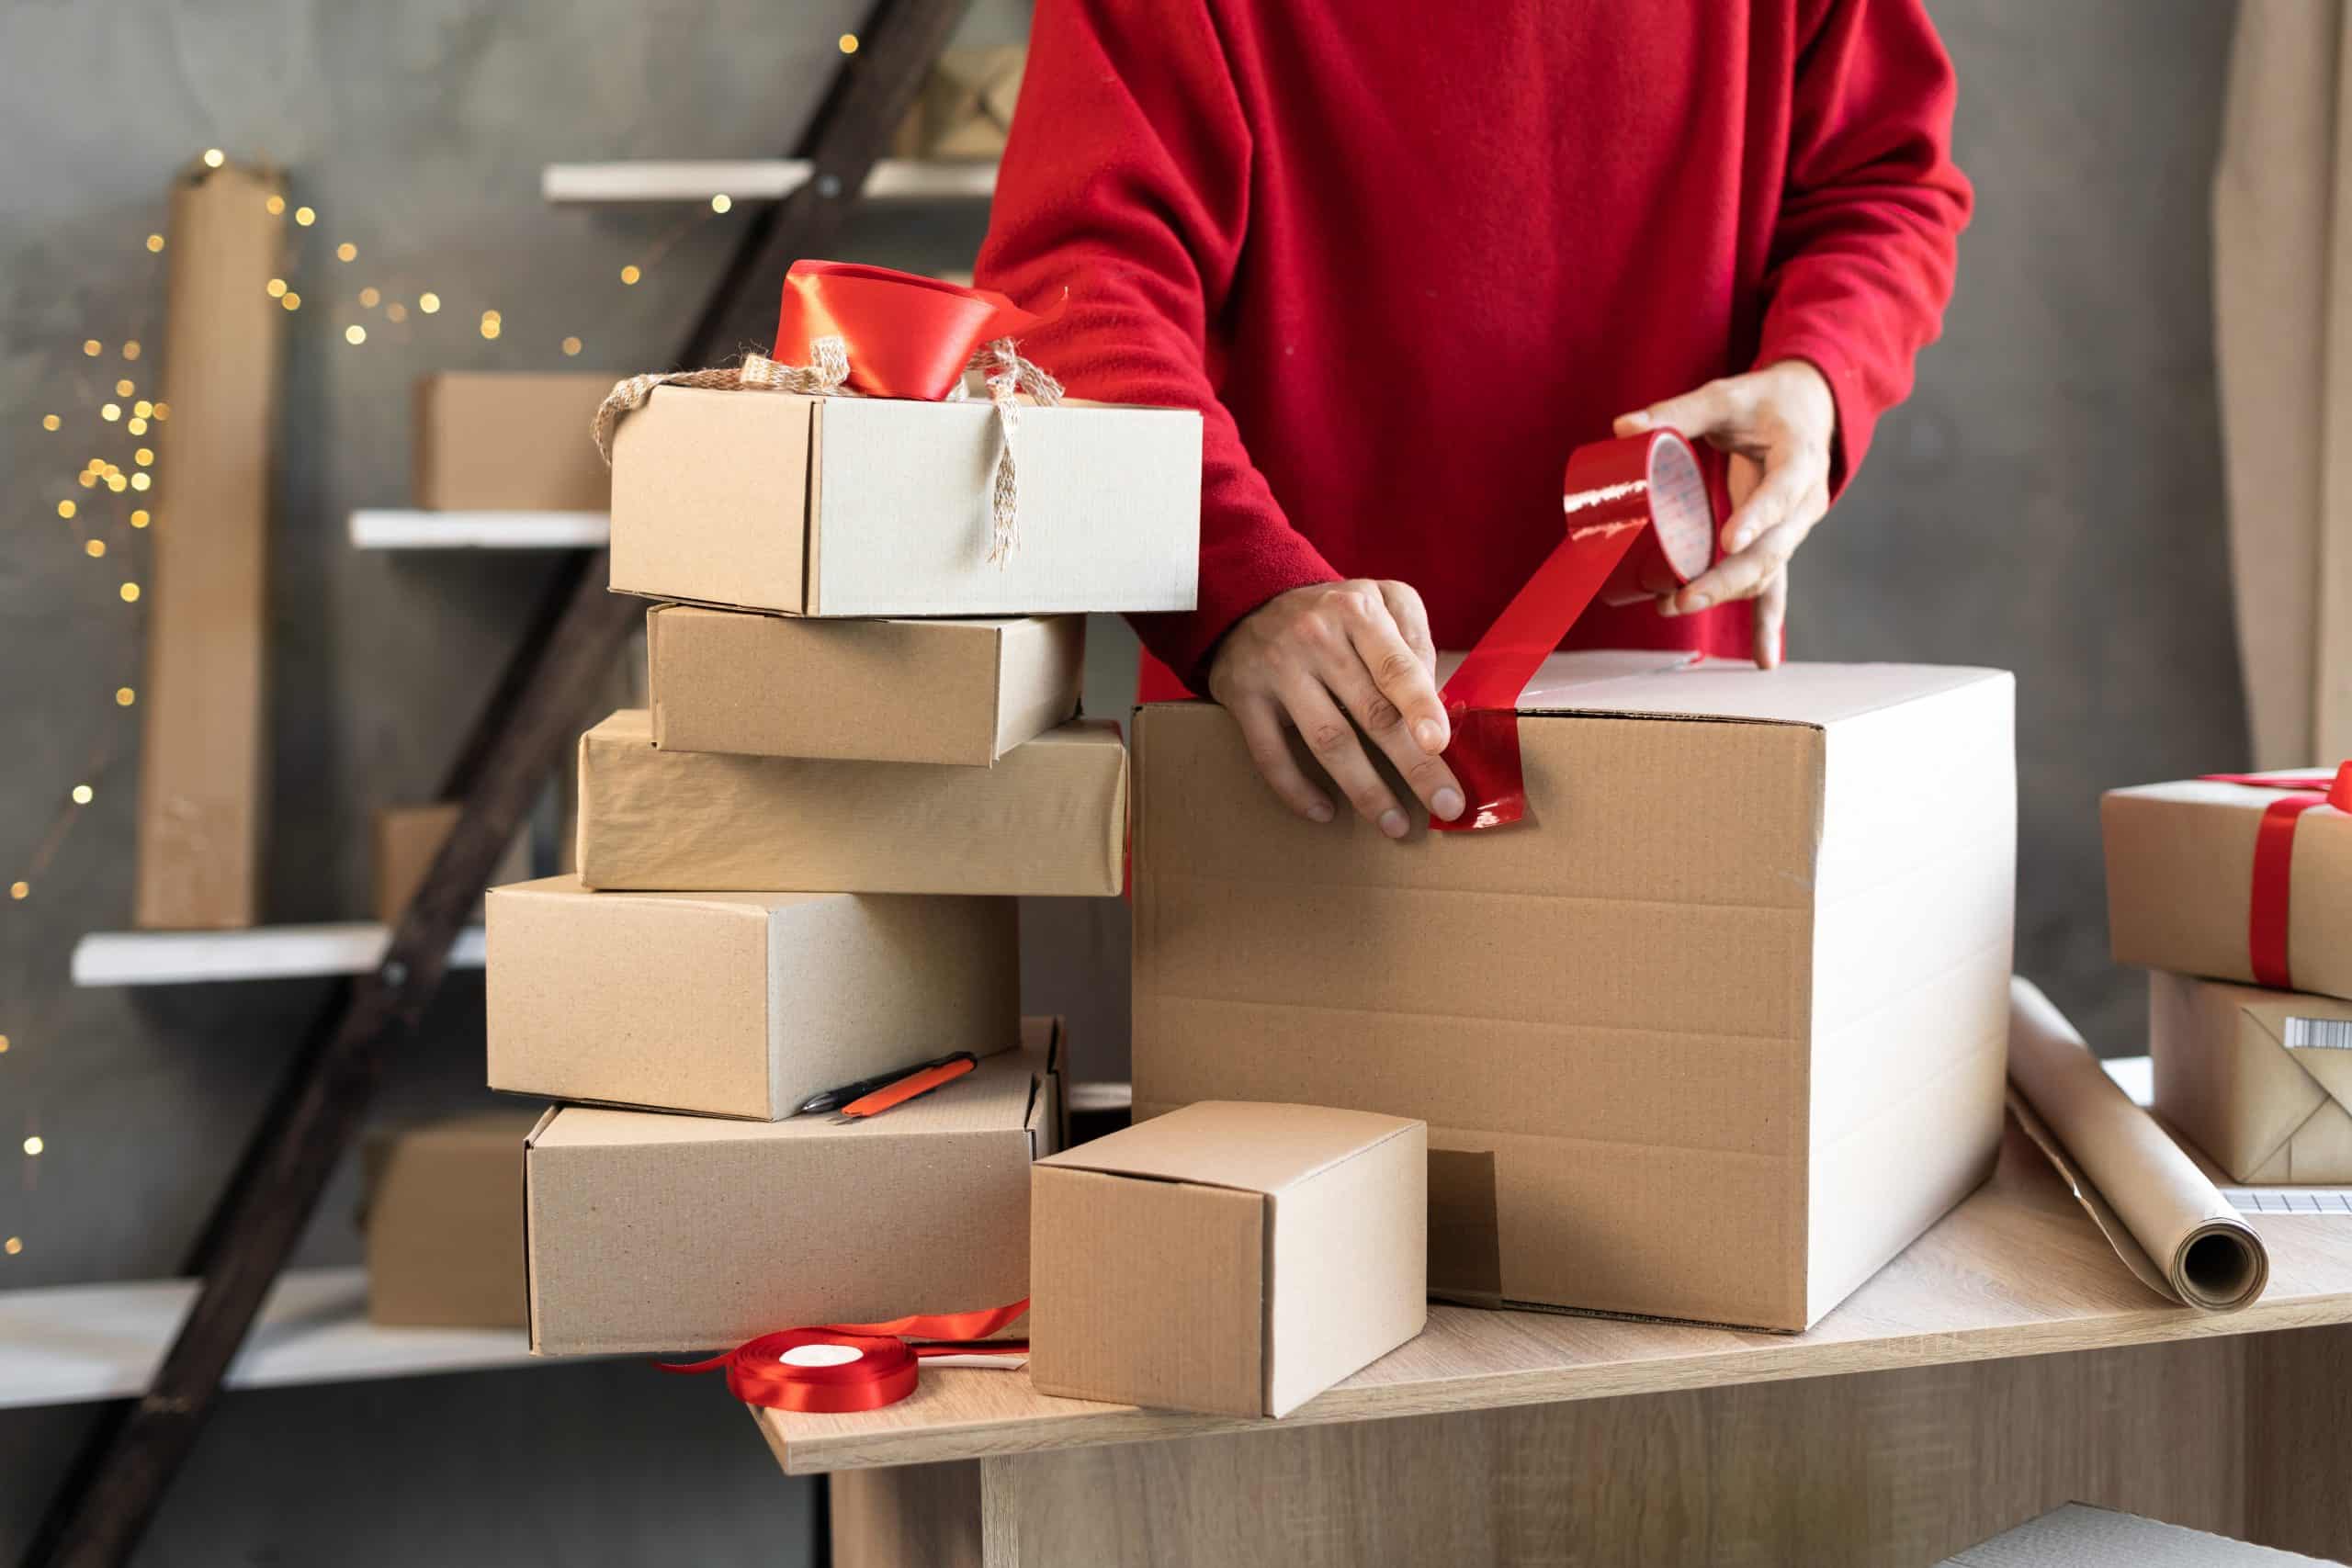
[
  {"xmin": 593, "ymin": 259, "xmax": 1201, "ymax": 619},
  {"xmin": 2103, "ymin": 763, "xmax": 2352, "ymax": 1000}
]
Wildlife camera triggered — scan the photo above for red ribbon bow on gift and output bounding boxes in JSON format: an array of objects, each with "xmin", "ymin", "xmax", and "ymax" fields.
[
  {"xmin": 2195, "ymin": 763, "xmax": 2352, "ymax": 990},
  {"xmin": 657, "ymin": 1299, "xmax": 1030, "ymax": 1414},
  {"xmin": 1434, "ymin": 429, "xmax": 1720, "ymax": 830},
  {"xmin": 774, "ymin": 259, "xmax": 1057, "ymax": 402}
]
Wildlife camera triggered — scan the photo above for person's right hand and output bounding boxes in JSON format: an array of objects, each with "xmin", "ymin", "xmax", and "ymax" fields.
[{"xmin": 1205, "ymin": 580, "xmax": 1465, "ymax": 837}]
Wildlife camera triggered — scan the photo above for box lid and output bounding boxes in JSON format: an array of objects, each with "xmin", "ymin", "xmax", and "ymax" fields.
[
  {"xmin": 1453, "ymin": 650, "xmax": 2008, "ymax": 726},
  {"xmin": 491, "ymin": 872, "xmax": 851, "ymax": 919},
  {"xmin": 530, "ymin": 1018, "xmax": 1056, "ymax": 1150},
  {"xmin": 1035, "ymin": 1100, "xmax": 1420, "ymax": 1195}
]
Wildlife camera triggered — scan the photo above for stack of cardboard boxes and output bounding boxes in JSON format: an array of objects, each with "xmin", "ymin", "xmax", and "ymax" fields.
[
  {"xmin": 486, "ymin": 363, "xmax": 1203, "ymax": 1355},
  {"xmin": 2105, "ymin": 769, "xmax": 2352, "ymax": 1183}
]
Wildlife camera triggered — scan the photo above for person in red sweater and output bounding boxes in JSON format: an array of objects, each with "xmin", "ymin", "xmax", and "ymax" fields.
[{"xmin": 977, "ymin": 1, "xmax": 1971, "ymax": 834}]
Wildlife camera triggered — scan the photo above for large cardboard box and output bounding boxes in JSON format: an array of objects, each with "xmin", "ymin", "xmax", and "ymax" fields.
[
  {"xmin": 2104, "ymin": 773, "xmax": 2352, "ymax": 1000},
  {"xmin": 413, "ymin": 371, "xmax": 615, "ymax": 513},
  {"xmin": 362, "ymin": 1110, "xmax": 539, "ymax": 1328},
  {"xmin": 1031, "ymin": 1101, "xmax": 1426, "ymax": 1417},
  {"xmin": 646, "ymin": 605, "xmax": 1083, "ymax": 765},
  {"xmin": 525, "ymin": 1021, "xmax": 1060, "ymax": 1355},
  {"xmin": 575, "ymin": 710, "xmax": 1126, "ymax": 897},
  {"xmin": 607, "ymin": 384, "xmax": 1200, "ymax": 616},
  {"xmin": 371, "ymin": 803, "xmax": 531, "ymax": 925},
  {"xmin": 486, "ymin": 874, "xmax": 1017, "ymax": 1120},
  {"xmin": 1133, "ymin": 654, "xmax": 2017, "ymax": 1332},
  {"xmin": 2149, "ymin": 970, "xmax": 2352, "ymax": 1182}
]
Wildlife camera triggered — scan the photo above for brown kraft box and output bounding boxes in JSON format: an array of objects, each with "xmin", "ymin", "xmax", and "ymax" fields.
[
  {"xmin": 1132, "ymin": 652, "xmax": 2018, "ymax": 1333},
  {"xmin": 575, "ymin": 710, "xmax": 1126, "ymax": 897},
  {"xmin": 646, "ymin": 604, "xmax": 1083, "ymax": 765},
  {"xmin": 525, "ymin": 1021, "xmax": 1060, "ymax": 1355},
  {"xmin": 2103, "ymin": 772, "xmax": 2352, "ymax": 1001},
  {"xmin": 486, "ymin": 874, "xmax": 1018, "ymax": 1120},
  {"xmin": 362, "ymin": 1110, "xmax": 541, "ymax": 1329},
  {"xmin": 607, "ymin": 383, "xmax": 1200, "ymax": 617},
  {"xmin": 413, "ymin": 371, "xmax": 616, "ymax": 513},
  {"xmin": 2149, "ymin": 969, "xmax": 2352, "ymax": 1182},
  {"xmin": 1031, "ymin": 1100, "xmax": 1426, "ymax": 1418}
]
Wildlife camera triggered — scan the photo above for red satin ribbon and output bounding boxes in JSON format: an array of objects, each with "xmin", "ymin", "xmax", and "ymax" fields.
[
  {"xmin": 2197, "ymin": 763, "xmax": 2352, "ymax": 989},
  {"xmin": 658, "ymin": 1299, "xmax": 1031, "ymax": 1414},
  {"xmin": 775, "ymin": 260, "xmax": 1055, "ymax": 401},
  {"xmin": 1434, "ymin": 430, "xmax": 1719, "ymax": 830}
]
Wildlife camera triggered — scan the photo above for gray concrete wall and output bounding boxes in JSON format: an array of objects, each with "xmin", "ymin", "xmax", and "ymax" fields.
[{"xmin": 0, "ymin": 0, "xmax": 2244, "ymax": 1561}]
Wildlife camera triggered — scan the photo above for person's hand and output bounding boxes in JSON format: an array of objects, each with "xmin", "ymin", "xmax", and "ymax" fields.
[
  {"xmin": 1206, "ymin": 580, "xmax": 1464, "ymax": 837},
  {"xmin": 1613, "ymin": 359, "xmax": 1837, "ymax": 670}
]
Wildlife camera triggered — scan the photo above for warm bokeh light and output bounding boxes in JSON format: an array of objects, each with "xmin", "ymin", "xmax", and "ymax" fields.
[
  {"xmin": 294, "ymin": 205, "xmax": 316, "ymax": 226},
  {"xmin": 620, "ymin": 265, "xmax": 641, "ymax": 286},
  {"xmin": 419, "ymin": 291, "xmax": 440, "ymax": 313},
  {"xmin": 71, "ymin": 785, "xmax": 92, "ymax": 805},
  {"xmin": 117, "ymin": 686, "xmax": 137, "ymax": 705},
  {"xmin": 146, "ymin": 233, "xmax": 164, "ymax": 253},
  {"xmin": 711, "ymin": 194, "xmax": 732, "ymax": 214},
  {"xmin": 85, "ymin": 540, "xmax": 105, "ymax": 558},
  {"xmin": 202, "ymin": 148, "xmax": 225, "ymax": 168},
  {"xmin": 41, "ymin": 414, "xmax": 60, "ymax": 432},
  {"xmin": 119, "ymin": 582, "xmax": 141, "ymax": 603},
  {"xmin": 840, "ymin": 32, "xmax": 859, "ymax": 52},
  {"xmin": 336, "ymin": 242, "xmax": 357, "ymax": 262},
  {"xmin": 561, "ymin": 336, "xmax": 582, "ymax": 355},
  {"xmin": 345, "ymin": 324, "xmax": 367, "ymax": 345}
]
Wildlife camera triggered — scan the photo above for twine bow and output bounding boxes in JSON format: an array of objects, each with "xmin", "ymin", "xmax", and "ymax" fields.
[{"xmin": 592, "ymin": 333, "xmax": 1061, "ymax": 567}]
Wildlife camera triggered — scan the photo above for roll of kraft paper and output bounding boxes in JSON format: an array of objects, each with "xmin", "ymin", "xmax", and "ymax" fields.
[
  {"xmin": 2007, "ymin": 976, "xmax": 2268, "ymax": 1312},
  {"xmin": 1435, "ymin": 428, "xmax": 1717, "ymax": 829}
]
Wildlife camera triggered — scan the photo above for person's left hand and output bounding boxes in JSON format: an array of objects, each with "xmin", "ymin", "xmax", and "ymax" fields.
[{"xmin": 1612, "ymin": 359, "xmax": 1837, "ymax": 670}]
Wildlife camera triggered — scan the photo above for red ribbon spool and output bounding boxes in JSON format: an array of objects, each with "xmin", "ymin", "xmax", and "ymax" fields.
[
  {"xmin": 1434, "ymin": 429, "xmax": 1719, "ymax": 831},
  {"xmin": 2196, "ymin": 763, "xmax": 2352, "ymax": 990},
  {"xmin": 659, "ymin": 1299, "xmax": 1031, "ymax": 1415},
  {"xmin": 774, "ymin": 259, "xmax": 1056, "ymax": 402}
]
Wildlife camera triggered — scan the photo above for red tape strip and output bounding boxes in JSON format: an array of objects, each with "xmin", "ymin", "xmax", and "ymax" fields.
[{"xmin": 1434, "ymin": 430, "xmax": 1719, "ymax": 830}]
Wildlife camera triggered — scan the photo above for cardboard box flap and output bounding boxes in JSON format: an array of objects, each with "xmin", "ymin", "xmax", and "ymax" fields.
[
  {"xmin": 534, "ymin": 1043, "xmax": 1045, "ymax": 1149},
  {"xmin": 1499, "ymin": 654, "xmax": 2007, "ymax": 726},
  {"xmin": 493, "ymin": 873, "xmax": 844, "ymax": 920},
  {"xmin": 1036, "ymin": 1100, "xmax": 1420, "ymax": 1194}
]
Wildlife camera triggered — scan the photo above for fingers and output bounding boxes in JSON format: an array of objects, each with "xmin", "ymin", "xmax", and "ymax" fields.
[
  {"xmin": 1666, "ymin": 503, "xmax": 1816, "ymax": 614},
  {"xmin": 1317, "ymin": 647, "xmax": 1465, "ymax": 823},
  {"xmin": 1231, "ymin": 694, "xmax": 1333, "ymax": 824},
  {"xmin": 1279, "ymin": 673, "xmax": 1414, "ymax": 840},
  {"xmin": 1615, "ymin": 376, "xmax": 1748, "ymax": 441},
  {"xmin": 1328, "ymin": 584, "xmax": 1446, "ymax": 755},
  {"xmin": 1753, "ymin": 568, "xmax": 1788, "ymax": 671}
]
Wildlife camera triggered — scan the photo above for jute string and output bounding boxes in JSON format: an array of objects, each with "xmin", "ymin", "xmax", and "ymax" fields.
[{"xmin": 593, "ymin": 334, "xmax": 1062, "ymax": 566}]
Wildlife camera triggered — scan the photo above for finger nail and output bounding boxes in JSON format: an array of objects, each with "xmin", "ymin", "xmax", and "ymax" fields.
[
  {"xmin": 1306, "ymin": 799, "xmax": 1334, "ymax": 823},
  {"xmin": 1685, "ymin": 594, "xmax": 1713, "ymax": 613},
  {"xmin": 1433, "ymin": 786, "xmax": 1464, "ymax": 820},
  {"xmin": 1730, "ymin": 529, "xmax": 1755, "ymax": 551},
  {"xmin": 1414, "ymin": 719, "xmax": 1445, "ymax": 752},
  {"xmin": 1378, "ymin": 808, "xmax": 1408, "ymax": 840}
]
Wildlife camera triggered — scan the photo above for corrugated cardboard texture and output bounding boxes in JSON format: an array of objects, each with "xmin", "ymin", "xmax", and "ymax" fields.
[
  {"xmin": 576, "ymin": 710, "xmax": 1126, "ymax": 896},
  {"xmin": 1132, "ymin": 655, "xmax": 2014, "ymax": 1332},
  {"xmin": 2104, "ymin": 775, "xmax": 2352, "ymax": 1000},
  {"xmin": 646, "ymin": 605, "xmax": 1084, "ymax": 765},
  {"xmin": 1031, "ymin": 1101, "xmax": 1425, "ymax": 1417},
  {"xmin": 1939, "ymin": 1503, "xmax": 2329, "ymax": 1566},
  {"xmin": 370, "ymin": 803, "xmax": 529, "ymax": 925},
  {"xmin": 607, "ymin": 384, "xmax": 1201, "ymax": 616},
  {"xmin": 362, "ymin": 1111, "xmax": 539, "ymax": 1328},
  {"xmin": 413, "ymin": 372, "xmax": 615, "ymax": 512},
  {"xmin": 2150, "ymin": 970, "xmax": 2352, "ymax": 1182},
  {"xmin": 487, "ymin": 874, "xmax": 1018, "ymax": 1120},
  {"xmin": 526, "ymin": 1022, "xmax": 1057, "ymax": 1355},
  {"xmin": 134, "ymin": 163, "xmax": 284, "ymax": 930}
]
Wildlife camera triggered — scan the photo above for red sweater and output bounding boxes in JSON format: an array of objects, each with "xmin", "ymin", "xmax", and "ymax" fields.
[{"xmin": 977, "ymin": 0, "xmax": 1971, "ymax": 691}]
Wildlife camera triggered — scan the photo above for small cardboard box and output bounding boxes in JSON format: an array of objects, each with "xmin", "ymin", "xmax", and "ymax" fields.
[
  {"xmin": 362, "ymin": 1111, "xmax": 540, "ymax": 1329},
  {"xmin": 2149, "ymin": 970, "xmax": 2352, "ymax": 1182},
  {"xmin": 1030, "ymin": 1101, "xmax": 1426, "ymax": 1417},
  {"xmin": 486, "ymin": 874, "xmax": 1018, "ymax": 1120},
  {"xmin": 371, "ymin": 803, "xmax": 531, "ymax": 925},
  {"xmin": 2104, "ymin": 773, "xmax": 2352, "ymax": 1000},
  {"xmin": 413, "ymin": 372, "xmax": 615, "ymax": 513},
  {"xmin": 575, "ymin": 709, "xmax": 1126, "ymax": 897},
  {"xmin": 1133, "ymin": 654, "xmax": 2017, "ymax": 1332},
  {"xmin": 646, "ymin": 604, "xmax": 1083, "ymax": 765},
  {"xmin": 607, "ymin": 384, "xmax": 1200, "ymax": 616},
  {"xmin": 525, "ymin": 1020, "xmax": 1061, "ymax": 1355}
]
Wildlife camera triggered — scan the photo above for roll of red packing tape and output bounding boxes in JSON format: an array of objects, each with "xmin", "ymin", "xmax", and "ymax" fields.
[{"xmin": 1435, "ymin": 429, "xmax": 1718, "ymax": 830}]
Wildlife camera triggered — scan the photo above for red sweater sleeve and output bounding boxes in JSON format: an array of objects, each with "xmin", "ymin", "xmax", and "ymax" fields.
[
  {"xmin": 975, "ymin": 0, "xmax": 1339, "ymax": 687},
  {"xmin": 1754, "ymin": 0, "xmax": 1973, "ymax": 491}
]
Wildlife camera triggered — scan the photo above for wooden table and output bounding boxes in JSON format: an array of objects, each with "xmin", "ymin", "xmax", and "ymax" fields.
[{"xmin": 762, "ymin": 1124, "xmax": 2352, "ymax": 1567}]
